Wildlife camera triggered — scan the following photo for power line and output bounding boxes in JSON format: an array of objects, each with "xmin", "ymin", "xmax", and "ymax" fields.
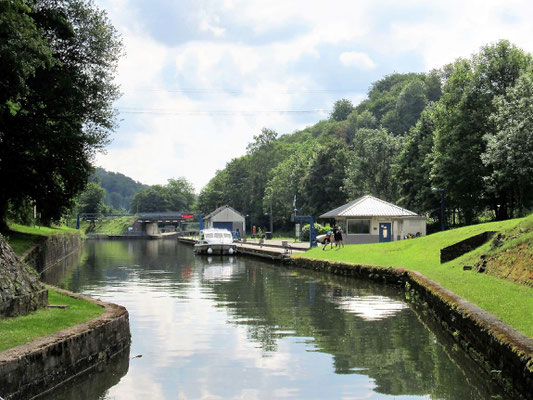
[
  {"xmin": 121, "ymin": 87, "xmax": 359, "ymax": 95},
  {"xmin": 117, "ymin": 107, "xmax": 330, "ymax": 116}
]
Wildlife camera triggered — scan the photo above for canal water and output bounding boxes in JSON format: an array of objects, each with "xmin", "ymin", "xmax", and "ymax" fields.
[{"xmin": 41, "ymin": 240, "xmax": 509, "ymax": 400}]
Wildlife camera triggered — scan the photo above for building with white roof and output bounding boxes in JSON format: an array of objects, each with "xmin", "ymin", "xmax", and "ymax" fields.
[
  {"xmin": 203, "ymin": 205, "xmax": 245, "ymax": 237},
  {"xmin": 319, "ymin": 195, "xmax": 426, "ymax": 244}
]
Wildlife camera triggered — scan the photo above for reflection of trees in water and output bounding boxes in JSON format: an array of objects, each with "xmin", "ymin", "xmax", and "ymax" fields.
[
  {"xmin": 206, "ymin": 262, "xmax": 509, "ymax": 400},
  {"xmin": 39, "ymin": 346, "xmax": 130, "ymax": 400},
  {"xmin": 43, "ymin": 240, "xmax": 196, "ymax": 294},
  {"xmin": 43, "ymin": 243, "xmax": 510, "ymax": 400}
]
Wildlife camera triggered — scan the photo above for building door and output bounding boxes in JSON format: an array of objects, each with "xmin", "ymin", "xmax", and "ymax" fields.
[
  {"xmin": 379, "ymin": 223, "xmax": 391, "ymax": 242},
  {"xmin": 213, "ymin": 222, "xmax": 233, "ymax": 232}
]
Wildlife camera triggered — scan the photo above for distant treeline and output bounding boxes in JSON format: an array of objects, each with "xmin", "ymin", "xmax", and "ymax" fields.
[
  {"xmin": 91, "ymin": 168, "xmax": 148, "ymax": 212},
  {"xmin": 196, "ymin": 40, "xmax": 533, "ymax": 230}
]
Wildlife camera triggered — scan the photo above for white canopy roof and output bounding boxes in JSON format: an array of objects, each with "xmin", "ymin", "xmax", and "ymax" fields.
[{"xmin": 320, "ymin": 195, "xmax": 419, "ymax": 218}]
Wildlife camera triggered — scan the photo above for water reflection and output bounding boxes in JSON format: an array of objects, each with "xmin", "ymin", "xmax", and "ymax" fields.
[
  {"xmin": 42, "ymin": 240, "xmax": 509, "ymax": 400},
  {"xmin": 328, "ymin": 294, "xmax": 409, "ymax": 321}
]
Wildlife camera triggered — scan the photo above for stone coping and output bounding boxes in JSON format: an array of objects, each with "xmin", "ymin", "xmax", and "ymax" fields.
[
  {"xmin": 289, "ymin": 258, "xmax": 533, "ymax": 400},
  {"xmin": 0, "ymin": 286, "xmax": 131, "ymax": 400}
]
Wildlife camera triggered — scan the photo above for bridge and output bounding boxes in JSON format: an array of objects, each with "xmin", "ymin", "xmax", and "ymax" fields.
[{"xmin": 76, "ymin": 212, "xmax": 204, "ymax": 234}]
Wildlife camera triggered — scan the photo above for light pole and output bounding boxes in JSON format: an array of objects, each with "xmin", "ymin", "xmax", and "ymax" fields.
[
  {"xmin": 245, "ymin": 214, "xmax": 252, "ymax": 237},
  {"xmin": 432, "ymin": 187, "xmax": 446, "ymax": 231},
  {"xmin": 264, "ymin": 203, "xmax": 273, "ymax": 238}
]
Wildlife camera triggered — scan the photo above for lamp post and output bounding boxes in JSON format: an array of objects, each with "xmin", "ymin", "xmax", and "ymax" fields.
[
  {"xmin": 432, "ymin": 187, "xmax": 446, "ymax": 231},
  {"xmin": 264, "ymin": 202, "xmax": 273, "ymax": 238},
  {"xmin": 245, "ymin": 214, "xmax": 252, "ymax": 237}
]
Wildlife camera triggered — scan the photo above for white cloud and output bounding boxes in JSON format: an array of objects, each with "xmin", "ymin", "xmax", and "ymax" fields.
[
  {"xmin": 94, "ymin": 0, "xmax": 533, "ymax": 193},
  {"xmin": 339, "ymin": 51, "xmax": 376, "ymax": 69},
  {"xmin": 198, "ymin": 10, "xmax": 226, "ymax": 37}
]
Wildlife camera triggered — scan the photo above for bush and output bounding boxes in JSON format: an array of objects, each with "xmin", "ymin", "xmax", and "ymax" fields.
[{"xmin": 300, "ymin": 223, "xmax": 329, "ymax": 241}]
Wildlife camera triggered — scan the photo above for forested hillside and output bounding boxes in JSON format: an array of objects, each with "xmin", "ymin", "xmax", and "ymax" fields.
[
  {"xmin": 92, "ymin": 168, "xmax": 147, "ymax": 211},
  {"xmin": 197, "ymin": 40, "xmax": 533, "ymax": 231}
]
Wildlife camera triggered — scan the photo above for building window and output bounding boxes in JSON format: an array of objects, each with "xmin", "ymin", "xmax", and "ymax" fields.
[{"xmin": 347, "ymin": 219, "xmax": 371, "ymax": 234}]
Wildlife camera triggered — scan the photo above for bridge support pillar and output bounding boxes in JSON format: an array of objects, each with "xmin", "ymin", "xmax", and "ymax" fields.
[{"xmin": 145, "ymin": 222, "xmax": 159, "ymax": 235}]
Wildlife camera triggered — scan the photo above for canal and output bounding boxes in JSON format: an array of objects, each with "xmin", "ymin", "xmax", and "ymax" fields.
[{"xmin": 41, "ymin": 239, "xmax": 509, "ymax": 399}]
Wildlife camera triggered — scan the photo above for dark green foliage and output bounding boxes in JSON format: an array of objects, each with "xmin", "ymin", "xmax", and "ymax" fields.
[
  {"xmin": 483, "ymin": 67, "xmax": 533, "ymax": 217},
  {"xmin": 300, "ymin": 223, "xmax": 328, "ymax": 240},
  {"xmin": 344, "ymin": 128, "xmax": 401, "ymax": 202},
  {"xmin": 0, "ymin": 0, "xmax": 122, "ymax": 227},
  {"xmin": 329, "ymin": 98, "xmax": 354, "ymax": 122},
  {"xmin": 393, "ymin": 105, "xmax": 440, "ymax": 215},
  {"xmin": 197, "ymin": 128, "xmax": 293, "ymax": 228},
  {"xmin": 356, "ymin": 72, "xmax": 441, "ymax": 136},
  {"xmin": 264, "ymin": 149, "xmax": 311, "ymax": 227},
  {"xmin": 93, "ymin": 168, "xmax": 147, "ymax": 211},
  {"xmin": 195, "ymin": 40, "xmax": 531, "ymax": 229},
  {"xmin": 130, "ymin": 178, "xmax": 195, "ymax": 213},
  {"xmin": 301, "ymin": 141, "xmax": 350, "ymax": 216},
  {"xmin": 77, "ymin": 183, "xmax": 105, "ymax": 214},
  {"xmin": 431, "ymin": 40, "xmax": 531, "ymax": 222}
]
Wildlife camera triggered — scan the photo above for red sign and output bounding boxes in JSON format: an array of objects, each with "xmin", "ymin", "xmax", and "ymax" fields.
[{"xmin": 181, "ymin": 214, "xmax": 194, "ymax": 219}]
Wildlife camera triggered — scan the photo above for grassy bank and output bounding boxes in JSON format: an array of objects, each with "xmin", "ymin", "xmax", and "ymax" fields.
[
  {"xmin": 0, "ymin": 289, "xmax": 104, "ymax": 352},
  {"xmin": 6, "ymin": 223, "xmax": 79, "ymax": 256},
  {"xmin": 80, "ymin": 216, "xmax": 135, "ymax": 235},
  {"xmin": 296, "ymin": 215, "xmax": 533, "ymax": 338}
]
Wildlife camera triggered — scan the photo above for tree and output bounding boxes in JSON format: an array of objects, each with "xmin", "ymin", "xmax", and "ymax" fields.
[
  {"xmin": 166, "ymin": 178, "xmax": 196, "ymax": 211},
  {"xmin": 344, "ymin": 128, "xmax": 401, "ymax": 202},
  {"xmin": 130, "ymin": 186, "xmax": 169, "ymax": 213},
  {"xmin": 0, "ymin": 0, "xmax": 52, "ymax": 116},
  {"xmin": 431, "ymin": 40, "xmax": 531, "ymax": 222},
  {"xmin": 264, "ymin": 149, "xmax": 311, "ymax": 228},
  {"xmin": 482, "ymin": 68, "xmax": 533, "ymax": 217},
  {"xmin": 330, "ymin": 99, "xmax": 354, "ymax": 122},
  {"xmin": 301, "ymin": 141, "xmax": 350, "ymax": 217},
  {"xmin": 77, "ymin": 183, "xmax": 106, "ymax": 214},
  {"xmin": 130, "ymin": 178, "xmax": 195, "ymax": 213},
  {"xmin": 393, "ymin": 104, "xmax": 440, "ymax": 215},
  {"xmin": 93, "ymin": 168, "xmax": 147, "ymax": 211},
  {"xmin": 0, "ymin": 0, "xmax": 122, "ymax": 229}
]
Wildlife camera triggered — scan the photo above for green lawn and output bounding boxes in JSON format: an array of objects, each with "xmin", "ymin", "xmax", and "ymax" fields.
[
  {"xmin": 5, "ymin": 223, "xmax": 78, "ymax": 256},
  {"xmin": 80, "ymin": 216, "xmax": 136, "ymax": 235},
  {"xmin": 296, "ymin": 215, "xmax": 533, "ymax": 338},
  {"xmin": 0, "ymin": 289, "xmax": 104, "ymax": 352}
]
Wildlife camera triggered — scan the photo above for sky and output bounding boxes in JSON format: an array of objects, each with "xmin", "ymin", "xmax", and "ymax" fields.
[{"xmin": 93, "ymin": 0, "xmax": 533, "ymax": 193}]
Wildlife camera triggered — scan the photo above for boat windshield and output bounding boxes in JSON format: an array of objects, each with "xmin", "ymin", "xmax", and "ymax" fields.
[
  {"xmin": 214, "ymin": 233, "xmax": 223, "ymax": 238},
  {"xmin": 205, "ymin": 233, "xmax": 214, "ymax": 239}
]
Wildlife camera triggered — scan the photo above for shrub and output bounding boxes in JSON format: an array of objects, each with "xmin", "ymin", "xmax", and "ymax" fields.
[{"xmin": 300, "ymin": 223, "xmax": 329, "ymax": 241}]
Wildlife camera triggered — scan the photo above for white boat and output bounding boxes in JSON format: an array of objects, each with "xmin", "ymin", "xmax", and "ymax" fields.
[{"xmin": 194, "ymin": 228, "xmax": 237, "ymax": 255}]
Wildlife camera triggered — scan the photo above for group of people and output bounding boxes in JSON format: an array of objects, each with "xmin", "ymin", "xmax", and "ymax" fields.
[{"xmin": 322, "ymin": 226, "xmax": 344, "ymax": 250}]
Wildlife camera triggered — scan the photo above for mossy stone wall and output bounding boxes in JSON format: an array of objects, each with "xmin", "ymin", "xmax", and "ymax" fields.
[
  {"xmin": 23, "ymin": 232, "xmax": 82, "ymax": 274},
  {"xmin": 0, "ymin": 290, "xmax": 131, "ymax": 400},
  {"xmin": 289, "ymin": 257, "xmax": 533, "ymax": 400},
  {"xmin": 0, "ymin": 235, "xmax": 47, "ymax": 318}
]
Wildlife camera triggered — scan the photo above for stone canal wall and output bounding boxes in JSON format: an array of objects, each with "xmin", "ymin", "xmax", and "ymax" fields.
[
  {"xmin": 0, "ymin": 235, "xmax": 48, "ymax": 319},
  {"xmin": 0, "ymin": 288, "xmax": 131, "ymax": 400},
  {"xmin": 439, "ymin": 231, "xmax": 496, "ymax": 263},
  {"xmin": 23, "ymin": 232, "xmax": 83, "ymax": 274},
  {"xmin": 289, "ymin": 257, "xmax": 533, "ymax": 400}
]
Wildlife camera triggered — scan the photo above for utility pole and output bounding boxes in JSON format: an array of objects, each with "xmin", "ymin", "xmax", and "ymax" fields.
[{"xmin": 269, "ymin": 201, "xmax": 273, "ymax": 234}]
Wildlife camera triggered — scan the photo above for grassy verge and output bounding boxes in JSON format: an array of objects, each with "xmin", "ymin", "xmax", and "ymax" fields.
[
  {"xmin": 0, "ymin": 289, "xmax": 104, "ymax": 352},
  {"xmin": 5, "ymin": 223, "xmax": 78, "ymax": 256},
  {"xmin": 80, "ymin": 216, "xmax": 135, "ymax": 235},
  {"xmin": 296, "ymin": 215, "xmax": 533, "ymax": 338}
]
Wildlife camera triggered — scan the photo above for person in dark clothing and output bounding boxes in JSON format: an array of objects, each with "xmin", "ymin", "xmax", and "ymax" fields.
[{"xmin": 334, "ymin": 226, "xmax": 344, "ymax": 248}]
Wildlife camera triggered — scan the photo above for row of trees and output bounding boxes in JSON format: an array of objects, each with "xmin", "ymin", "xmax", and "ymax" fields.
[
  {"xmin": 0, "ymin": 0, "xmax": 122, "ymax": 230},
  {"xmin": 197, "ymin": 40, "xmax": 533, "ymax": 230},
  {"xmin": 75, "ymin": 177, "xmax": 196, "ymax": 215}
]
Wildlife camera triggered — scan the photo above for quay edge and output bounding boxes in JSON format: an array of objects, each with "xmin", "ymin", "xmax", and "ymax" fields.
[{"xmin": 288, "ymin": 257, "xmax": 533, "ymax": 400}]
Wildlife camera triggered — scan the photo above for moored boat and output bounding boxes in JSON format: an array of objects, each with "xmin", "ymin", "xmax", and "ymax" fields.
[{"xmin": 194, "ymin": 228, "xmax": 237, "ymax": 255}]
